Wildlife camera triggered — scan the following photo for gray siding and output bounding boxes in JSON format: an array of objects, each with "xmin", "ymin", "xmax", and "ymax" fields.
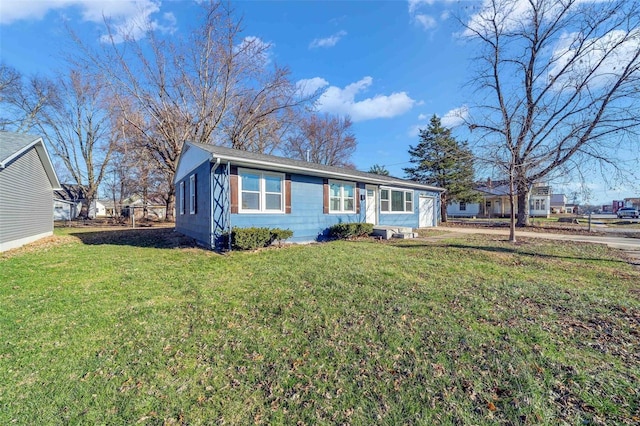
[{"xmin": 0, "ymin": 148, "xmax": 54, "ymax": 245}]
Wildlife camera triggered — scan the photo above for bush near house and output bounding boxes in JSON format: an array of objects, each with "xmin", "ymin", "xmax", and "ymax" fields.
[
  {"xmin": 231, "ymin": 227, "xmax": 294, "ymax": 250},
  {"xmin": 328, "ymin": 222, "xmax": 374, "ymax": 239}
]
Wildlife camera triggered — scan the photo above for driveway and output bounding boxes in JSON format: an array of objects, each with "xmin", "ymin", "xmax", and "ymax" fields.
[{"xmin": 439, "ymin": 226, "xmax": 640, "ymax": 251}]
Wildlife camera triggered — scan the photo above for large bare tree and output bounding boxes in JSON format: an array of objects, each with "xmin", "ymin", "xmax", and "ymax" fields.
[
  {"xmin": 464, "ymin": 0, "xmax": 640, "ymax": 241},
  {"xmin": 284, "ymin": 113, "xmax": 357, "ymax": 168},
  {"xmin": 35, "ymin": 68, "xmax": 115, "ymax": 217},
  {"xmin": 0, "ymin": 63, "xmax": 55, "ymax": 133},
  {"xmin": 78, "ymin": 1, "xmax": 309, "ymax": 220}
]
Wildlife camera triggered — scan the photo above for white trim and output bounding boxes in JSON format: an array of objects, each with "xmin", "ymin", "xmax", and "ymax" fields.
[
  {"xmin": 238, "ymin": 168, "xmax": 285, "ymax": 214},
  {"xmin": 0, "ymin": 231, "xmax": 53, "ymax": 253},
  {"xmin": 380, "ymin": 187, "xmax": 414, "ymax": 214},
  {"xmin": 328, "ymin": 179, "xmax": 356, "ymax": 214},
  {"xmin": 365, "ymin": 184, "xmax": 378, "ymax": 224},
  {"xmin": 179, "ymin": 181, "xmax": 185, "ymax": 215},
  {"xmin": 189, "ymin": 174, "xmax": 196, "ymax": 214}
]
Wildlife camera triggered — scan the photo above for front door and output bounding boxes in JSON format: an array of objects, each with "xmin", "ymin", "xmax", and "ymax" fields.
[
  {"xmin": 365, "ymin": 185, "xmax": 377, "ymax": 224},
  {"xmin": 419, "ymin": 195, "xmax": 434, "ymax": 227}
]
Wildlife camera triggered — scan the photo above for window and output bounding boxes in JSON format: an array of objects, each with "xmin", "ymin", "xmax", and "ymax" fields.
[
  {"xmin": 179, "ymin": 181, "xmax": 185, "ymax": 215},
  {"xmin": 329, "ymin": 180, "xmax": 355, "ymax": 213},
  {"xmin": 189, "ymin": 174, "xmax": 196, "ymax": 214},
  {"xmin": 239, "ymin": 169, "xmax": 284, "ymax": 213},
  {"xmin": 459, "ymin": 201, "xmax": 466, "ymax": 211},
  {"xmin": 380, "ymin": 188, "xmax": 413, "ymax": 213}
]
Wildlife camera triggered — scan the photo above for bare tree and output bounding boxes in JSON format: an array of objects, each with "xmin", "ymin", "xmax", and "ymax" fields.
[
  {"xmin": 76, "ymin": 1, "xmax": 310, "ymax": 220},
  {"xmin": 35, "ymin": 68, "xmax": 115, "ymax": 218},
  {"xmin": 0, "ymin": 63, "xmax": 55, "ymax": 133},
  {"xmin": 285, "ymin": 113, "xmax": 357, "ymax": 168},
  {"xmin": 464, "ymin": 0, "xmax": 640, "ymax": 241}
]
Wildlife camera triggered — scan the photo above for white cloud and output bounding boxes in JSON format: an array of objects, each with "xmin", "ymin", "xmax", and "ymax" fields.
[
  {"xmin": 415, "ymin": 14, "xmax": 437, "ymax": 30},
  {"xmin": 100, "ymin": 1, "xmax": 178, "ymax": 43},
  {"xmin": 408, "ymin": 105, "xmax": 469, "ymax": 137},
  {"xmin": 408, "ymin": 0, "xmax": 435, "ymax": 15},
  {"xmin": 298, "ymin": 76, "xmax": 416, "ymax": 122},
  {"xmin": 296, "ymin": 77, "xmax": 330, "ymax": 97},
  {"xmin": 548, "ymin": 29, "xmax": 640, "ymax": 90},
  {"xmin": 309, "ymin": 30, "xmax": 347, "ymax": 49},
  {"xmin": 441, "ymin": 105, "xmax": 469, "ymax": 128},
  {"xmin": 408, "ymin": 0, "xmax": 455, "ymax": 29},
  {"xmin": 0, "ymin": 0, "xmax": 176, "ymax": 42}
]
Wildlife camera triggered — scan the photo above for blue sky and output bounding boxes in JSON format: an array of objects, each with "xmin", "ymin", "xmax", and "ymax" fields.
[{"xmin": 0, "ymin": 0, "xmax": 637, "ymax": 205}]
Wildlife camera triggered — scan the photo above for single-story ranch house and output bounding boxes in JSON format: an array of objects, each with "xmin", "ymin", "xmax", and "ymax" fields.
[
  {"xmin": 447, "ymin": 180, "xmax": 551, "ymax": 218},
  {"xmin": 175, "ymin": 142, "xmax": 444, "ymax": 249},
  {"xmin": 0, "ymin": 132, "xmax": 60, "ymax": 251}
]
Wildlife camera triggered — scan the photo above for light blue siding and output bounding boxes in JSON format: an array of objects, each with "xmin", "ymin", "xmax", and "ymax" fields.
[
  {"xmin": 175, "ymin": 159, "xmax": 441, "ymax": 248},
  {"xmin": 232, "ymin": 174, "xmax": 366, "ymax": 243}
]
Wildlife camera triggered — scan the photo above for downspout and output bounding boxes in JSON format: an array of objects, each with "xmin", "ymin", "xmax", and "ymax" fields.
[{"xmin": 210, "ymin": 157, "xmax": 220, "ymax": 250}]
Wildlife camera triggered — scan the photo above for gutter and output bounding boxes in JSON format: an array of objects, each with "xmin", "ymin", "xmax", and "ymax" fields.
[{"xmin": 206, "ymin": 152, "xmax": 445, "ymax": 192}]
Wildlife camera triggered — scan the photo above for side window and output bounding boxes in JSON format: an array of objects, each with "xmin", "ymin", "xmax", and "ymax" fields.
[
  {"xmin": 189, "ymin": 174, "xmax": 196, "ymax": 214},
  {"xmin": 180, "ymin": 181, "xmax": 185, "ymax": 215}
]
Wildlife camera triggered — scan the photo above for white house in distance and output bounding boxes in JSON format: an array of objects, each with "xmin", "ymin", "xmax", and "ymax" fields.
[
  {"xmin": 0, "ymin": 132, "xmax": 61, "ymax": 251},
  {"xmin": 447, "ymin": 179, "xmax": 551, "ymax": 218}
]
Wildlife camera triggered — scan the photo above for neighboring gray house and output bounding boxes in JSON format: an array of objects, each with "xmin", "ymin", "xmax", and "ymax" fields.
[{"xmin": 0, "ymin": 132, "xmax": 60, "ymax": 251}]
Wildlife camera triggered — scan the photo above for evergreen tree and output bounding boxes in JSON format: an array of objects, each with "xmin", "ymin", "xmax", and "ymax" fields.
[
  {"xmin": 368, "ymin": 164, "xmax": 390, "ymax": 176},
  {"xmin": 404, "ymin": 115, "xmax": 477, "ymax": 222}
]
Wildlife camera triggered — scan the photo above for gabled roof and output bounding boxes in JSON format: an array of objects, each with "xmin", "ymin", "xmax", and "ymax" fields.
[
  {"xmin": 183, "ymin": 141, "xmax": 445, "ymax": 192},
  {"xmin": 0, "ymin": 131, "xmax": 60, "ymax": 189},
  {"xmin": 54, "ymin": 183, "xmax": 87, "ymax": 201}
]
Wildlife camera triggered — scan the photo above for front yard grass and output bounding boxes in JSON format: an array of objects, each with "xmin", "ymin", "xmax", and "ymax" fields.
[{"xmin": 1, "ymin": 228, "xmax": 639, "ymax": 425}]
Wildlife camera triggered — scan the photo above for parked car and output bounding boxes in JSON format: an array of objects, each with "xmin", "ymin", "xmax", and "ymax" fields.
[{"xmin": 617, "ymin": 207, "xmax": 640, "ymax": 218}]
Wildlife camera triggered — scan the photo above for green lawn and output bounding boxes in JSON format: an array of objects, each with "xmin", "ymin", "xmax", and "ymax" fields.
[{"xmin": 1, "ymin": 228, "xmax": 639, "ymax": 425}]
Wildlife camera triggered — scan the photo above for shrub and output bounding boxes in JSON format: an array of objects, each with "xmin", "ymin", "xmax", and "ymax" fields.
[
  {"xmin": 232, "ymin": 227, "xmax": 272, "ymax": 250},
  {"xmin": 270, "ymin": 228, "xmax": 294, "ymax": 247},
  {"xmin": 328, "ymin": 222, "xmax": 374, "ymax": 239},
  {"xmin": 230, "ymin": 227, "xmax": 294, "ymax": 250}
]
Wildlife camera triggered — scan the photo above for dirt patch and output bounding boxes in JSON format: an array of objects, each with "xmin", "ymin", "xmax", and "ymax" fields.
[{"xmin": 1, "ymin": 235, "xmax": 79, "ymax": 260}]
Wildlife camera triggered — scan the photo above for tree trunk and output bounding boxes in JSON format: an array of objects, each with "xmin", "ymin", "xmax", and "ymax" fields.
[
  {"xmin": 165, "ymin": 182, "xmax": 176, "ymax": 222},
  {"xmin": 516, "ymin": 181, "xmax": 530, "ymax": 227},
  {"xmin": 440, "ymin": 193, "xmax": 448, "ymax": 223}
]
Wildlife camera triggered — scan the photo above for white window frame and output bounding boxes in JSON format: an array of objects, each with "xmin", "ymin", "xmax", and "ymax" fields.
[
  {"xmin": 238, "ymin": 168, "xmax": 285, "ymax": 214},
  {"xmin": 179, "ymin": 181, "xmax": 185, "ymax": 215},
  {"xmin": 380, "ymin": 187, "xmax": 414, "ymax": 214},
  {"xmin": 189, "ymin": 174, "xmax": 196, "ymax": 214},
  {"xmin": 459, "ymin": 201, "xmax": 466, "ymax": 211},
  {"xmin": 328, "ymin": 180, "xmax": 356, "ymax": 214}
]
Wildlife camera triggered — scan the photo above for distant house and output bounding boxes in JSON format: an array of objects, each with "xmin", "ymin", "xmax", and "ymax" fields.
[
  {"xmin": 624, "ymin": 197, "xmax": 640, "ymax": 210},
  {"xmin": 121, "ymin": 195, "xmax": 167, "ymax": 220},
  {"xmin": 550, "ymin": 194, "xmax": 569, "ymax": 214},
  {"xmin": 53, "ymin": 184, "xmax": 86, "ymax": 221},
  {"xmin": 0, "ymin": 132, "xmax": 60, "ymax": 251},
  {"xmin": 174, "ymin": 142, "xmax": 444, "ymax": 249},
  {"xmin": 446, "ymin": 179, "xmax": 551, "ymax": 218}
]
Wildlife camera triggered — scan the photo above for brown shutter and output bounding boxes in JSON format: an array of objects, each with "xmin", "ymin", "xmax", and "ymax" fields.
[
  {"xmin": 355, "ymin": 183, "xmax": 363, "ymax": 214},
  {"xmin": 230, "ymin": 166, "xmax": 238, "ymax": 214},
  {"xmin": 285, "ymin": 174, "xmax": 292, "ymax": 214},
  {"xmin": 323, "ymin": 178, "xmax": 329, "ymax": 214}
]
